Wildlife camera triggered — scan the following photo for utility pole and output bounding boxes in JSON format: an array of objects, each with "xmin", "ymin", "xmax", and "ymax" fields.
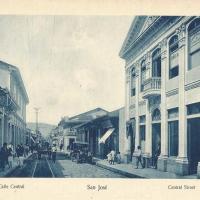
[{"xmin": 34, "ymin": 107, "xmax": 40, "ymax": 143}]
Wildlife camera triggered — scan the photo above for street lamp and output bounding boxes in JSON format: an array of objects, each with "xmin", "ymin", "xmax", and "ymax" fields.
[{"xmin": 34, "ymin": 107, "xmax": 40, "ymax": 143}]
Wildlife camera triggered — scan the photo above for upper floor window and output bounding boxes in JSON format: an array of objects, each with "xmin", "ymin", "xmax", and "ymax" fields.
[
  {"xmin": 131, "ymin": 67, "xmax": 136, "ymax": 96},
  {"xmin": 188, "ymin": 18, "xmax": 200, "ymax": 70},
  {"xmin": 141, "ymin": 60, "xmax": 146, "ymax": 91},
  {"xmin": 152, "ymin": 48, "xmax": 161, "ymax": 77},
  {"xmin": 169, "ymin": 35, "xmax": 179, "ymax": 79},
  {"xmin": 152, "ymin": 108, "xmax": 161, "ymax": 121},
  {"xmin": 187, "ymin": 102, "xmax": 200, "ymax": 115}
]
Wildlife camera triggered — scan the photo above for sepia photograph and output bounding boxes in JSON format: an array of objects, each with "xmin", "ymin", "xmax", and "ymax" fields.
[{"xmin": 0, "ymin": 15, "xmax": 200, "ymax": 181}]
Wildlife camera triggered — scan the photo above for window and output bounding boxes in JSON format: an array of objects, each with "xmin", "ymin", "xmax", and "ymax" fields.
[
  {"xmin": 169, "ymin": 35, "xmax": 179, "ymax": 79},
  {"xmin": 139, "ymin": 115, "xmax": 146, "ymax": 124},
  {"xmin": 168, "ymin": 121, "xmax": 178, "ymax": 156},
  {"xmin": 188, "ymin": 18, "xmax": 200, "ymax": 70},
  {"xmin": 168, "ymin": 107, "xmax": 179, "ymax": 119},
  {"xmin": 140, "ymin": 125, "xmax": 146, "ymax": 141},
  {"xmin": 141, "ymin": 60, "xmax": 146, "ymax": 91},
  {"xmin": 187, "ymin": 102, "xmax": 200, "ymax": 115},
  {"xmin": 131, "ymin": 88, "xmax": 136, "ymax": 96},
  {"xmin": 152, "ymin": 48, "xmax": 161, "ymax": 77},
  {"xmin": 131, "ymin": 67, "xmax": 136, "ymax": 96},
  {"xmin": 152, "ymin": 108, "xmax": 161, "ymax": 121}
]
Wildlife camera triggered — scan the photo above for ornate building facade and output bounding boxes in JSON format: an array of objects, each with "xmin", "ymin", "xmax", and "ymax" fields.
[
  {"xmin": 0, "ymin": 61, "xmax": 29, "ymax": 149},
  {"xmin": 119, "ymin": 16, "xmax": 200, "ymax": 175}
]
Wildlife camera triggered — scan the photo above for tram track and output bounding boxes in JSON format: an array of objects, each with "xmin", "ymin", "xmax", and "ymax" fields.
[{"xmin": 6, "ymin": 154, "xmax": 56, "ymax": 178}]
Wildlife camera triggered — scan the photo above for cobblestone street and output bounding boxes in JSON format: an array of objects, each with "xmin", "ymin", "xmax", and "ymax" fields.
[
  {"xmin": 56, "ymin": 153, "xmax": 126, "ymax": 178},
  {"xmin": 58, "ymin": 160, "xmax": 126, "ymax": 178}
]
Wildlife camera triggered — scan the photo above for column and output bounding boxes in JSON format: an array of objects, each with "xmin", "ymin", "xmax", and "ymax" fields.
[
  {"xmin": 175, "ymin": 24, "xmax": 189, "ymax": 175},
  {"xmin": 144, "ymin": 100, "xmax": 152, "ymax": 167},
  {"xmin": 133, "ymin": 62, "xmax": 140, "ymax": 163},
  {"xmin": 143, "ymin": 52, "xmax": 152, "ymax": 167},
  {"xmin": 158, "ymin": 38, "xmax": 168, "ymax": 171},
  {"xmin": 1, "ymin": 109, "xmax": 5, "ymax": 146},
  {"xmin": 124, "ymin": 67, "xmax": 132, "ymax": 162},
  {"xmin": 135, "ymin": 62, "xmax": 140, "ymax": 149}
]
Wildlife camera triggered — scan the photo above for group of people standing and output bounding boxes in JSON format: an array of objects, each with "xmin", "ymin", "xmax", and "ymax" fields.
[
  {"xmin": 0, "ymin": 142, "xmax": 29, "ymax": 171},
  {"xmin": 135, "ymin": 144, "xmax": 161, "ymax": 169},
  {"xmin": 47, "ymin": 144, "xmax": 57, "ymax": 163},
  {"xmin": 107, "ymin": 150, "xmax": 121, "ymax": 165}
]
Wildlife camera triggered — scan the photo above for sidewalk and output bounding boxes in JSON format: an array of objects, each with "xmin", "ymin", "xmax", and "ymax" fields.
[
  {"xmin": 96, "ymin": 159, "xmax": 197, "ymax": 179},
  {"xmin": 0, "ymin": 153, "xmax": 32, "ymax": 177}
]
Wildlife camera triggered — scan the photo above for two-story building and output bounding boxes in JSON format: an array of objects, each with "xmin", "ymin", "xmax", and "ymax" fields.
[
  {"xmin": 120, "ymin": 16, "xmax": 200, "ymax": 175},
  {"xmin": 0, "ymin": 60, "xmax": 29, "ymax": 149},
  {"xmin": 54, "ymin": 108, "xmax": 108, "ymax": 151}
]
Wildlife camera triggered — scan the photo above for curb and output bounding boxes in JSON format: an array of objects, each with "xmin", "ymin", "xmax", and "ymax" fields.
[{"xmin": 96, "ymin": 162, "xmax": 145, "ymax": 178}]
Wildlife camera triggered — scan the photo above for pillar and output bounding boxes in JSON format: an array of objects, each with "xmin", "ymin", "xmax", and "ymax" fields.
[
  {"xmin": 175, "ymin": 24, "xmax": 189, "ymax": 175},
  {"xmin": 0, "ymin": 112, "xmax": 4, "ymax": 147},
  {"xmin": 132, "ymin": 62, "xmax": 140, "ymax": 164},
  {"xmin": 143, "ymin": 52, "xmax": 152, "ymax": 167},
  {"xmin": 158, "ymin": 38, "xmax": 168, "ymax": 171},
  {"xmin": 144, "ymin": 100, "xmax": 152, "ymax": 167},
  {"xmin": 124, "ymin": 67, "xmax": 132, "ymax": 162}
]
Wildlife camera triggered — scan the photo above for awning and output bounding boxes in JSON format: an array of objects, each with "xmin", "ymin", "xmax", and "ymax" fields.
[
  {"xmin": 31, "ymin": 136, "xmax": 35, "ymax": 143},
  {"xmin": 99, "ymin": 128, "xmax": 115, "ymax": 144}
]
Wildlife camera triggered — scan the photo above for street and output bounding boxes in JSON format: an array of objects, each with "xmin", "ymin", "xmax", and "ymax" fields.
[{"xmin": 6, "ymin": 153, "xmax": 126, "ymax": 178}]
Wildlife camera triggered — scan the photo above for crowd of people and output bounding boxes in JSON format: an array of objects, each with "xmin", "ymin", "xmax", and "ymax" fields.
[{"xmin": 0, "ymin": 142, "xmax": 30, "ymax": 172}]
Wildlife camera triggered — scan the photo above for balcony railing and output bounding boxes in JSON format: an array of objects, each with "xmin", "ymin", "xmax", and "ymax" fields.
[{"xmin": 142, "ymin": 77, "xmax": 161, "ymax": 98}]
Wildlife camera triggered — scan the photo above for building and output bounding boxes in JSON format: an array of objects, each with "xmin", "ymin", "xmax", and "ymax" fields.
[
  {"xmin": 52, "ymin": 108, "xmax": 108, "ymax": 151},
  {"xmin": 119, "ymin": 16, "xmax": 200, "ymax": 175},
  {"xmin": 0, "ymin": 60, "xmax": 29, "ymax": 149},
  {"xmin": 74, "ymin": 109, "xmax": 120, "ymax": 159}
]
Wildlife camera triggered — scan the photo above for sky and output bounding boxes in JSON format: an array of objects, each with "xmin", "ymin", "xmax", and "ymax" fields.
[{"xmin": 0, "ymin": 15, "xmax": 133, "ymax": 125}]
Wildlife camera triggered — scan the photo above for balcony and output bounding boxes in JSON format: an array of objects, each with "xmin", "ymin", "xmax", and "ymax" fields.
[
  {"xmin": 63, "ymin": 129, "xmax": 76, "ymax": 136},
  {"xmin": 142, "ymin": 77, "xmax": 161, "ymax": 99}
]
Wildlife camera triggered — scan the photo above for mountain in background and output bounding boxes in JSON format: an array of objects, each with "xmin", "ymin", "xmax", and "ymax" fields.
[{"xmin": 27, "ymin": 122, "xmax": 56, "ymax": 138}]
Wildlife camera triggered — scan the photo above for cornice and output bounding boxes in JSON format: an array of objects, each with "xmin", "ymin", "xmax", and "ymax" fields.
[
  {"xmin": 124, "ymin": 17, "xmax": 182, "ymax": 65},
  {"xmin": 185, "ymin": 80, "xmax": 200, "ymax": 91},
  {"xmin": 166, "ymin": 88, "xmax": 178, "ymax": 97}
]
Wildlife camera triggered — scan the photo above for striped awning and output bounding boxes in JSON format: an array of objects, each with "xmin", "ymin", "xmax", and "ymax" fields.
[{"xmin": 98, "ymin": 128, "xmax": 115, "ymax": 144}]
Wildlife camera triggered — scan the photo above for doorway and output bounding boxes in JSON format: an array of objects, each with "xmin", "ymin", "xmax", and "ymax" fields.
[
  {"xmin": 152, "ymin": 123, "xmax": 161, "ymax": 160},
  {"xmin": 188, "ymin": 118, "xmax": 200, "ymax": 174}
]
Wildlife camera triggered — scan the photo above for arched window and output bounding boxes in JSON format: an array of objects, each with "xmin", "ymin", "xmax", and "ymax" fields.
[
  {"xmin": 152, "ymin": 48, "xmax": 161, "ymax": 77},
  {"xmin": 131, "ymin": 67, "xmax": 136, "ymax": 96},
  {"xmin": 152, "ymin": 108, "xmax": 161, "ymax": 121},
  {"xmin": 188, "ymin": 18, "xmax": 200, "ymax": 70},
  {"xmin": 169, "ymin": 35, "xmax": 179, "ymax": 79},
  {"xmin": 141, "ymin": 60, "xmax": 146, "ymax": 91}
]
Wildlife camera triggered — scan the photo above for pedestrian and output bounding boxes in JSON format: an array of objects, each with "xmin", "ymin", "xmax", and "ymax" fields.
[
  {"xmin": 51, "ymin": 144, "xmax": 57, "ymax": 163},
  {"xmin": 7, "ymin": 144, "xmax": 14, "ymax": 169},
  {"xmin": 110, "ymin": 150, "xmax": 115, "ymax": 165},
  {"xmin": 0, "ymin": 143, "xmax": 8, "ymax": 171},
  {"xmin": 48, "ymin": 145, "xmax": 52, "ymax": 160},
  {"xmin": 60, "ymin": 143, "xmax": 63, "ymax": 152},
  {"xmin": 24, "ymin": 145, "xmax": 29, "ymax": 158},
  {"xmin": 135, "ymin": 146, "xmax": 144, "ymax": 169},
  {"xmin": 37, "ymin": 144, "xmax": 42, "ymax": 160},
  {"xmin": 107, "ymin": 152, "xmax": 112, "ymax": 164},
  {"xmin": 154, "ymin": 143, "xmax": 161, "ymax": 169},
  {"xmin": 16, "ymin": 144, "xmax": 24, "ymax": 167},
  {"xmin": 116, "ymin": 152, "xmax": 121, "ymax": 164},
  {"xmin": 87, "ymin": 151, "xmax": 93, "ymax": 164}
]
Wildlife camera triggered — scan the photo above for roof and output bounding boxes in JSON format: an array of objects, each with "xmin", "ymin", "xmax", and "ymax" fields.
[
  {"xmin": 73, "ymin": 108, "xmax": 120, "ymax": 130},
  {"xmin": 0, "ymin": 60, "xmax": 29, "ymax": 103},
  {"xmin": 119, "ymin": 16, "xmax": 183, "ymax": 59},
  {"xmin": 69, "ymin": 107, "xmax": 108, "ymax": 120}
]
